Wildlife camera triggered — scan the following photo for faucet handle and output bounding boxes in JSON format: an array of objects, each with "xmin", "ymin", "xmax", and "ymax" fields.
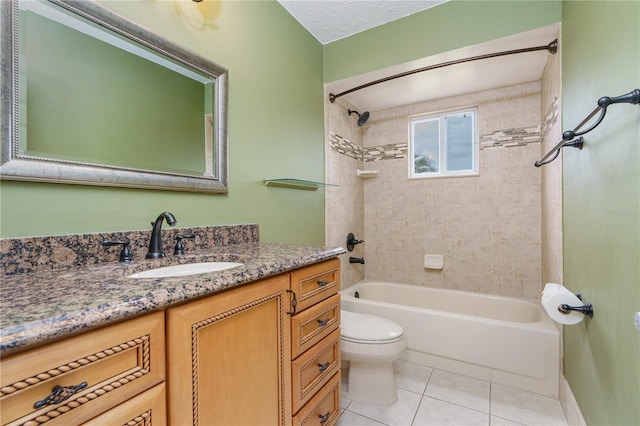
[
  {"xmin": 174, "ymin": 233, "xmax": 195, "ymax": 255},
  {"xmin": 102, "ymin": 240, "xmax": 133, "ymax": 263},
  {"xmin": 346, "ymin": 233, "xmax": 364, "ymax": 251}
]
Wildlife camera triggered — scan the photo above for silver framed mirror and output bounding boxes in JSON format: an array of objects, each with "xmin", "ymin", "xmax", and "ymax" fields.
[{"xmin": 1, "ymin": 0, "xmax": 229, "ymax": 193}]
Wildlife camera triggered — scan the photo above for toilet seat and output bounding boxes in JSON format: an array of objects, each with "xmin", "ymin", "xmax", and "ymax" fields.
[{"xmin": 340, "ymin": 310, "xmax": 404, "ymax": 343}]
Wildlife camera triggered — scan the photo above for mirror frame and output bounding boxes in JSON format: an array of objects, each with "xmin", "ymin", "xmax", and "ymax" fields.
[{"xmin": 0, "ymin": 0, "xmax": 229, "ymax": 193}]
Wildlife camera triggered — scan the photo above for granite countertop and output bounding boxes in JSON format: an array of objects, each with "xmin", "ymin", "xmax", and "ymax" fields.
[{"xmin": 0, "ymin": 242, "xmax": 345, "ymax": 356}]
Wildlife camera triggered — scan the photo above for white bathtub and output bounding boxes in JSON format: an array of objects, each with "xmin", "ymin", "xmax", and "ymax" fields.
[{"xmin": 341, "ymin": 280, "xmax": 560, "ymax": 397}]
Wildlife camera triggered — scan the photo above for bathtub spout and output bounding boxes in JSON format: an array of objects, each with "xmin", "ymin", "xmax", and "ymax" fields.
[{"xmin": 349, "ymin": 257, "xmax": 365, "ymax": 264}]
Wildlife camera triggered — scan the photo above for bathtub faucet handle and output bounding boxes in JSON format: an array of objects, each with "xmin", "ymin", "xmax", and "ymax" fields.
[{"xmin": 346, "ymin": 233, "xmax": 364, "ymax": 251}]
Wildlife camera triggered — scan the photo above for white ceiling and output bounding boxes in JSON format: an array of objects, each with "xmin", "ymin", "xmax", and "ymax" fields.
[
  {"xmin": 277, "ymin": 0, "xmax": 447, "ymax": 44},
  {"xmin": 277, "ymin": 1, "xmax": 559, "ymax": 113}
]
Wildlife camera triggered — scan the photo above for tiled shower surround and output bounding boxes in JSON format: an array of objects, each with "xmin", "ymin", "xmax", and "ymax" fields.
[{"xmin": 326, "ymin": 81, "xmax": 556, "ymax": 299}]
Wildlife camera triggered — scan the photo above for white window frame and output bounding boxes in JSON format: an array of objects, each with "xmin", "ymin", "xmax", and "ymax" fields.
[{"xmin": 408, "ymin": 108, "xmax": 478, "ymax": 179}]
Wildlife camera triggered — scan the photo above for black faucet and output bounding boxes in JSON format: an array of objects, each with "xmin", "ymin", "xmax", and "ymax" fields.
[{"xmin": 146, "ymin": 212, "xmax": 177, "ymax": 259}]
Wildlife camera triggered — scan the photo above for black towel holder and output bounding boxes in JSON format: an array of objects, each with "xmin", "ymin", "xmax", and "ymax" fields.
[{"xmin": 535, "ymin": 89, "xmax": 640, "ymax": 167}]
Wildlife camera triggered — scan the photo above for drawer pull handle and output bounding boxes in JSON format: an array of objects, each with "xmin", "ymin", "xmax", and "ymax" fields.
[
  {"xmin": 317, "ymin": 280, "xmax": 329, "ymax": 287},
  {"xmin": 318, "ymin": 362, "xmax": 330, "ymax": 372},
  {"xmin": 287, "ymin": 289, "xmax": 297, "ymax": 315},
  {"xmin": 317, "ymin": 318, "xmax": 329, "ymax": 327},
  {"xmin": 319, "ymin": 412, "xmax": 331, "ymax": 424},
  {"xmin": 34, "ymin": 381, "xmax": 88, "ymax": 409}
]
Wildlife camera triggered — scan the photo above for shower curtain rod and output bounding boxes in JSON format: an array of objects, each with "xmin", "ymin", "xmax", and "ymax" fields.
[
  {"xmin": 328, "ymin": 39, "xmax": 558, "ymax": 103},
  {"xmin": 534, "ymin": 89, "xmax": 640, "ymax": 167}
]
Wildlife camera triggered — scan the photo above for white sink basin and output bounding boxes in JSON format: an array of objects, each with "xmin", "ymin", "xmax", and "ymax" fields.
[{"xmin": 128, "ymin": 262, "xmax": 243, "ymax": 278}]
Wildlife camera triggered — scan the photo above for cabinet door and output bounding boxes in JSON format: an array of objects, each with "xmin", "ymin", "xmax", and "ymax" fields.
[{"xmin": 167, "ymin": 274, "xmax": 292, "ymax": 426}]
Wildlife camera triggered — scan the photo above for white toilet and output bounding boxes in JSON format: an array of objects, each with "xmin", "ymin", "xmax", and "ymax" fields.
[{"xmin": 340, "ymin": 310, "xmax": 407, "ymax": 404}]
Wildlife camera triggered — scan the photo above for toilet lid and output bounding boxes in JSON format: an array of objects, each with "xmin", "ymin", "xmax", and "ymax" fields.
[{"xmin": 340, "ymin": 310, "xmax": 403, "ymax": 342}]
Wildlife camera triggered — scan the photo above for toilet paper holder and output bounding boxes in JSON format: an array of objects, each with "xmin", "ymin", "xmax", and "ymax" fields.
[{"xmin": 558, "ymin": 293, "xmax": 594, "ymax": 319}]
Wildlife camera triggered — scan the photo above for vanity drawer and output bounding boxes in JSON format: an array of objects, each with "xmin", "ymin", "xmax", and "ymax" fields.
[
  {"xmin": 290, "ymin": 258, "xmax": 340, "ymax": 313},
  {"xmin": 291, "ymin": 294, "xmax": 340, "ymax": 359},
  {"xmin": 292, "ymin": 329, "xmax": 340, "ymax": 414},
  {"xmin": 0, "ymin": 312, "xmax": 165, "ymax": 426},
  {"xmin": 292, "ymin": 372, "xmax": 340, "ymax": 426},
  {"xmin": 82, "ymin": 383, "xmax": 166, "ymax": 426}
]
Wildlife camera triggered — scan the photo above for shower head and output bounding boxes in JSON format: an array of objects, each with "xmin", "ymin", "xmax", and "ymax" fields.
[{"xmin": 348, "ymin": 109, "xmax": 370, "ymax": 126}]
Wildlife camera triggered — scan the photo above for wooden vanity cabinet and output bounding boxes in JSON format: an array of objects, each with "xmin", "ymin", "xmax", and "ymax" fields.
[
  {"xmin": 1, "ymin": 257, "xmax": 341, "ymax": 426},
  {"xmin": 0, "ymin": 312, "xmax": 165, "ymax": 426},
  {"xmin": 166, "ymin": 273, "xmax": 292, "ymax": 426},
  {"xmin": 289, "ymin": 259, "xmax": 341, "ymax": 426},
  {"xmin": 166, "ymin": 258, "xmax": 342, "ymax": 426}
]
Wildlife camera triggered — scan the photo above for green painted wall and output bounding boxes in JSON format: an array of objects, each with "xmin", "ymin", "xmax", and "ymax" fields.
[
  {"xmin": 1, "ymin": 1, "xmax": 325, "ymax": 244},
  {"xmin": 562, "ymin": 2, "xmax": 640, "ymax": 425},
  {"xmin": 323, "ymin": 0, "xmax": 562, "ymax": 83}
]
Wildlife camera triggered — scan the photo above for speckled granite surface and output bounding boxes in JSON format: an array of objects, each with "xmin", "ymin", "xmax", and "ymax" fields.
[
  {"xmin": 1, "ymin": 224, "xmax": 259, "ymax": 275},
  {"xmin": 1, "ymin": 226, "xmax": 345, "ymax": 356}
]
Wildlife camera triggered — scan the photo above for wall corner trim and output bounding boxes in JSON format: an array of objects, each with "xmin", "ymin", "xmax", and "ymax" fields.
[{"xmin": 560, "ymin": 376, "xmax": 587, "ymax": 426}]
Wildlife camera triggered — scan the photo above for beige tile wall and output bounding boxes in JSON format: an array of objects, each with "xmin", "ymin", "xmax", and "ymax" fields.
[
  {"xmin": 324, "ymin": 92, "xmax": 365, "ymax": 287},
  {"xmin": 361, "ymin": 82, "xmax": 543, "ymax": 298},
  {"xmin": 540, "ymin": 30, "xmax": 563, "ymax": 289},
  {"xmin": 327, "ymin": 82, "xmax": 549, "ymax": 299}
]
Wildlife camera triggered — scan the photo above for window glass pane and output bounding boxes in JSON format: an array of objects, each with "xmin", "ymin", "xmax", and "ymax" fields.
[
  {"xmin": 445, "ymin": 113, "xmax": 473, "ymax": 171},
  {"xmin": 413, "ymin": 119, "xmax": 439, "ymax": 174}
]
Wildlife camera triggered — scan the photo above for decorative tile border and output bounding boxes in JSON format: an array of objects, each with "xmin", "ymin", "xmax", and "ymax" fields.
[
  {"xmin": 542, "ymin": 96, "xmax": 559, "ymax": 138},
  {"xmin": 0, "ymin": 224, "xmax": 259, "ymax": 275},
  {"xmin": 329, "ymin": 132, "xmax": 362, "ymax": 160},
  {"xmin": 364, "ymin": 144, "xmax": 408, "ymax": 162},
  {"xmin": 331, "ymin": 124, "xmax": 541, "ymax": 163},
  {"xmin": 479, "ymin": 125, "xmax": 541, "ymax": 149}
]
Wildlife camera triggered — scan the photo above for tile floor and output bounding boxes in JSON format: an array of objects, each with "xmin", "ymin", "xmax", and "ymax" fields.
[{"xmin": 337, "ymin": 360, "xmax": 569, "ymax": 426}]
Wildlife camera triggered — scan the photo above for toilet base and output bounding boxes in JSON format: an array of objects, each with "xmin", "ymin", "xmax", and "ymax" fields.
[{"xmin": 343, "ymin": 360, "xmax": 398, "ymax": 405}]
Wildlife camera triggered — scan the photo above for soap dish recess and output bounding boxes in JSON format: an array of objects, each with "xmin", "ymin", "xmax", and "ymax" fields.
[
  {"xmin": 424, "ymin": 254, "xmax": 443, "ymax": 270},
  {"xmin": 357, "ymin": 169, "xmax": 379, "ymax": 178}
]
